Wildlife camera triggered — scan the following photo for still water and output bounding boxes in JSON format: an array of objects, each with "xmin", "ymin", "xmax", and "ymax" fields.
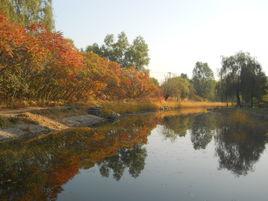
[{"xmin": 0, "ymin": 109, "xmax": 268, "ymax": 201}]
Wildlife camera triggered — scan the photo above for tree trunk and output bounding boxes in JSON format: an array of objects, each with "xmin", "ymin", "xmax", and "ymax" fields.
[
  {"xmin": 164, "ymin": 95, "xmax": 169, "ymax": 101},
  {"xmin": 236, "ymin": 90, "xmax": 241, "ymax": 107},
  {"xmin": 250, "ymin": 95, "xmax": 254, "ymax": 108}
]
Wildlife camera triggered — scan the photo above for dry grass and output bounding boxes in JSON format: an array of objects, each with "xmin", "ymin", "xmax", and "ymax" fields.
[
  {"xmin": 0, "ymin": 100, "xmax": 66, "ymax": 109},
  {"xmin": 155, "ymin": 100, "xmax": 227, "ymax": 109},
  {"xmin": 100, "ymin": 100, "xmax": 158, "ymax": 115},
  {"xmin": 99, "ymin": 100, "xmax": 227, "ymax": 115},
  {"xmin": 179, "ymin": 101, "xmax": 227, "ymax": 108}
]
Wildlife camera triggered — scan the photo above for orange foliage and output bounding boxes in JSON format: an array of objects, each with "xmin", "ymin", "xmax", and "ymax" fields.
[
  {"xmin": 120, "ymin": 67, "xmax": 160, "ymax": 99},
  {"xmin": 84, "ymin": 52, "xmax": 160, "ymax": 100},
  {"xmin": 0, "ymin": 13, "xmax": 160, "ymax": 103},
  {"xmin": 0, "ymin": 14, "xmax": 47, "ymax": 71},
  {"xmin": 30, "ymin": 24, "xmax": 84, "ymax": 71}
]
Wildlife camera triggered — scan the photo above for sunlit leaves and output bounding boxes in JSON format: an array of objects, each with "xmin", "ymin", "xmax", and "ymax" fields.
[{"xmin": 0, "ymin": 14, "xmax": 160, "ymax": 103}]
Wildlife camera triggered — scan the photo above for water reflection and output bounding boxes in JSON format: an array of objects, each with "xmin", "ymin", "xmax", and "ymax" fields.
[
  {"xmin": 214, "ymin": 111, "xmax": 267, "ymax": 176},
  {"xmin": 190, "ymin": 113, "xmax": 216, "ymax": 150},
  {"xmin": 0, "ymin": 109, "xmax": 267, "ymax": 200},
  {"xmin": 162, "ymin": 115, "xmax": 192, "ymax": 141},
  {"xmin": 98, "ymin": 144, "xmax": 147, "ymax": 180},
  {"xmin": 0, "ymin": 114, "xmax": 158, "ymax": 201},
  {"xmin": 161, "ymin": 110, "xmax": 268, "ymax": 176}
]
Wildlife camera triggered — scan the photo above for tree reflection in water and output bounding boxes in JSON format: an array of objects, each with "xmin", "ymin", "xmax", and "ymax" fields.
[
  {"xmin": 0, "ymin": 110, "xmax": 267, "ymax": 200},
  {"xmin": 0, "ymin": 114, "xmax": 158, "ymax": 201},
  {"xmin": 214, "ymin": 110, "xmax": 267, "ymax": 176},
  {"xmin": 161, "ymin": 110, "xmax": 268, "ymax": 176},
  {"xmin": 98, "ymin": 144, "xmax": 147, "ymax": 180},
  {"xmin": 162, "ymin": 115, "xmax": 193, "ymax": 141},
  {"xmin": 190, "ymin": 113, "xmax": 216, "ymax": 150}
]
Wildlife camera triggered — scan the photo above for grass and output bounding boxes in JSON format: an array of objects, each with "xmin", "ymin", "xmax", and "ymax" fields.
[
  {"xmin": 0, "ymin": 100, "xmax": 66, "ymax": 109},
  {"xmin": 100, "ymin": 100, "xmax": 159, "ymax": 115},
  {"xmin": 1, "ymin": 100, "xmax": 227, "ymax": 127},
  {"xmin": 156, "ymin": 100, "xmax": 227, "ymax": 109},
  {"xmin": 0, "ymin": 116, "xmax": 20, "ymax": 128},
  {"xmin": 99, "ymin": 100, "xmax": 227, "ymax": 116}
]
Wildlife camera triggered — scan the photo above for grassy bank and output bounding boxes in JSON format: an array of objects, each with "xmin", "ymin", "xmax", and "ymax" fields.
[
  {"xmin": 100, "ymin": 100, "xmax": 227, "ymax": 115},
  {"xmin": 0, "ymin": 100, "xmax": 228, "ymax": 118}
]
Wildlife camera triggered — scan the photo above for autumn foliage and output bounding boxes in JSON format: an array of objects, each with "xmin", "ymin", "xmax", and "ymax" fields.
[{"xmin": 0, "ymin": 14, "xmax": 159, "ymax": 104}]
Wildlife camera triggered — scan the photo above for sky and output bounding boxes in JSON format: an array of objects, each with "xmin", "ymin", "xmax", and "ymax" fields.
[{"xmin": 53, "ymin": 0, "xmax": 268, "ymax": 81}]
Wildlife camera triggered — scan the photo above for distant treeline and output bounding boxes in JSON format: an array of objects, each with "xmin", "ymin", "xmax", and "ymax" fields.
[{"xmin": 161, "ymin": 56, "xmax": 267, "ymax": 107}]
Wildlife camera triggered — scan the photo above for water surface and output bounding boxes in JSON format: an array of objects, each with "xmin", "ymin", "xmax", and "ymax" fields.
[{"xmin": 0, "ymin": 109, "xmax": 268, "ymax": 201}]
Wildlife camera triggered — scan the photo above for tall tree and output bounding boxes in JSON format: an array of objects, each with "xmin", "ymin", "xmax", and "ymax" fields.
[
  {"xmin": 192, "ymin": 62, "xmax": 215, "ymax": 100},
  {"xmin": 86, "ymin": 32, "xmax": 150, "ymax": 71},
  {"xmin": 220, "ymin": 52, "xmax": 267, "ymax": 107},
  {"xmin": 125, "ymin": 36, "xmax": 150, "ymax": 70},
  {"xmin": 0, "ymin": 0, "xmax": 54, "ymax": 30}
]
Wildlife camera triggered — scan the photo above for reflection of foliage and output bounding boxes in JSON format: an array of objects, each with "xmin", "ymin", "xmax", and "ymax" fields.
[
  {"xmin": 0, "ymin": 114, "xmax": 158, "ymax": 201},
  {"xmin": 0, "ymin": 109, "xmax": 266, "ymax": 200},
  {"xmin": 98, "ymin": 144, "xmax": 147, "ymax": 180},
  {"xmin": 162, "ymin": 115, "xmax": 192, "ymax": 142},
  {"xmin": 215, "ymin": 110, "xmax": 267, "ymax": 176},
  {"xmin": 161, "ymin": 109, "xmax": 268, "ymax": 177},
  {"xmin": 215, "ymin": 129, "xmax": 266, "ymax": 176},
  {"xmin": 190, "ymin": 113, "xmax": 216, "ymax": 149}
]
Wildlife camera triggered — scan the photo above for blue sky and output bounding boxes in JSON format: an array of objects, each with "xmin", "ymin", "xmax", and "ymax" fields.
[{"xmin": 53, "ymin": 0, "xmax": 268, "ymax": 81}]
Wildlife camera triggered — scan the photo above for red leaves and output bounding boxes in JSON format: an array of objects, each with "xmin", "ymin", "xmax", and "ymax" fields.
[
  {"xmin": 0, "ymin": 13, "xmax": 160, "ymax": 102},
  {"xmin": 84, "ymin": 52, "xmax": 159, "ymax": 100},
  {"xmin": 30, "ymin": 24, "xmax": 84, "ymax": 71}
]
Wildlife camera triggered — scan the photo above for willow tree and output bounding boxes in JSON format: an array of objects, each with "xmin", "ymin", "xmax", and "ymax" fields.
[
  {"xmin": 0, "ymin": 0, "xmax": 54, "ymax": 30},
  {"xmin": 220, "ymin": 52, "xmax": 267, "ymax": 107}
]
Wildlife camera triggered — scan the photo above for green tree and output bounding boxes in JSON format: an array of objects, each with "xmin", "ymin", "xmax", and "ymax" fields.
[
  {"xmin": 125, "ymin": 36, "xmax": 150, "ymax": 70},
  {"xmin": 180, "ymin": 73, "xmax": 188, "ymax": 80},
  {"xmin": 220, "ymin": 52, "xmax": 267, "ymax": 107},
  {"xmin": 0, "ymin": 0, "xmax": 54, "ymax": 30},
  {"xmin": 86, "ymin": 32, "xmax": 150, "ymax": 70},
  {"xmin": 192, "ymin": 62, "xmax": 215, "ymax": 100},
  {"xmin": 161, "ymin": 76, "xmax": 190, "ymax": 100}
]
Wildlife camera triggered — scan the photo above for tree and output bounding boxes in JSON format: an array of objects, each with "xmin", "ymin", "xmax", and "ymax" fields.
[
  {"xmin": 0, "ymin": 13, "xmax": 160, "ymax": 104},
  {"xmin": 180, "ymin": 73, "xmax": 188, "ymax": 80},
  {"xmin": 120, "ymin": 67, "xmax": 160, "ymax": 99},
  {"xmin": 192, "ymin": 62, "xmax": 215, "ymax": 100},
  {"xmin": 0, "ymin": 0, "xmax": 54, "ymax": 30},
  {"xmin": 161, "ymin": 76, "xmax": 190, "ymax": 100},
  {"xmin": 0, "ymin": 15, "xmax": 47, "ymax": 101},
  {"xmin": 86, "ymin": 32, "xmax": 150, "ymax": 71},
  {"xmin": 125, "ymin": 36, "xmax": 150, "ymax": 70},
  {"xmin": 220, "ymin": 52, "xmax": 267, "ymax": 107}
]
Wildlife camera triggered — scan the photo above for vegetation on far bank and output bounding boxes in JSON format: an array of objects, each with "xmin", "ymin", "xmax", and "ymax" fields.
[{"xmin": 0, "ymin": 1, "xmax": 267, "ymax": 109}]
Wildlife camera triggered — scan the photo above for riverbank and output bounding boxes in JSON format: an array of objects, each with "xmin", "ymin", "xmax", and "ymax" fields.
[
  {"xmin": 0, "ymin": 100, "xmax": 227, "ymax": 139},
  {"xmin": 99, "ymin": 100, "xmax": 227, "ymax": 115}
]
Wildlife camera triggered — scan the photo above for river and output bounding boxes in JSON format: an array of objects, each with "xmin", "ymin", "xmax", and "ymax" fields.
[{"xmin": 0, "ymin": 109, "xmax": 267, "ymax": 201}]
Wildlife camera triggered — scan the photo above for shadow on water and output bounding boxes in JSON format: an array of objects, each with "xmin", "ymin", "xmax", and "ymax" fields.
[{"xmin": 0, "ymin": 109, "xmax": 267, "ymax": 200}]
